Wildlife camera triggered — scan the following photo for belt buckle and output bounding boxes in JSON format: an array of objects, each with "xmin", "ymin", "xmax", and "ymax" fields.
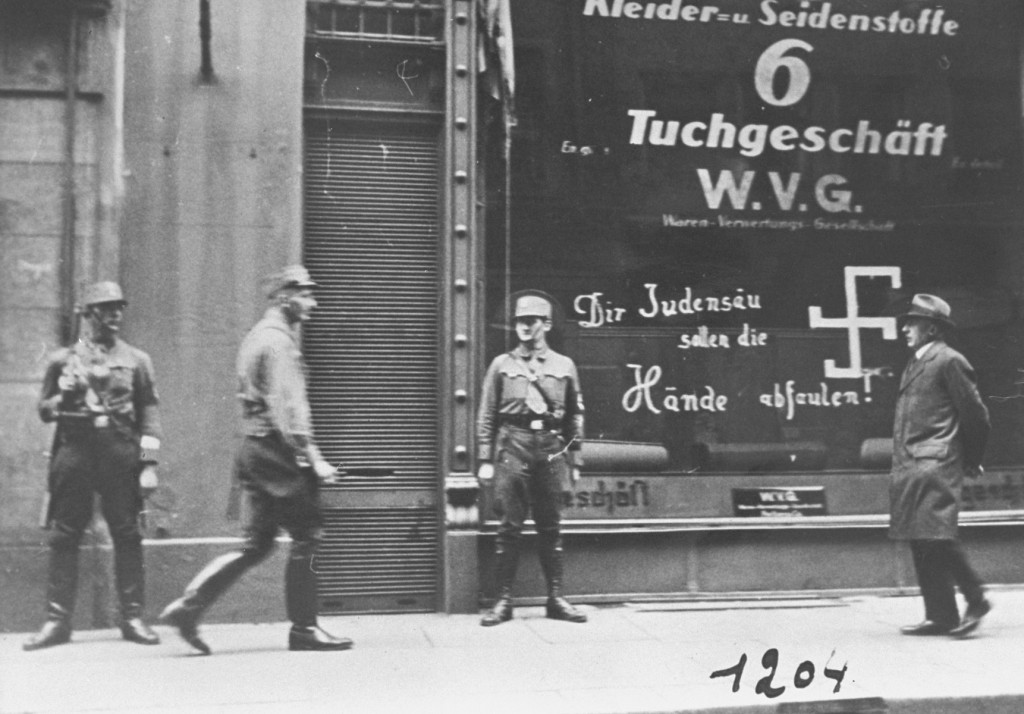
[
  {"xmin": 92, "ymin": 415, "xmax": 110, "ymax": 429},
  {"xmin": 529, "ymin": 419, "xmax": 544, "ymax": 430}
]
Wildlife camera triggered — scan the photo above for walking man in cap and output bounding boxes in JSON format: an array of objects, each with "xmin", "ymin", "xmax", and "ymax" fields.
[
  {"xmin": 26, "ymin": 281, "xmax": 162, "ymax": 650},
  {"xmin": 160, "ymin": 266, "xmax": 352, "ymax": 653},
  {"xmin": 890, "ymin": 294, "xmax": 992, "ymax": 638},
  {"xmin": 477, "ymin": 292, "xmax": 588, "ymax": 626}
]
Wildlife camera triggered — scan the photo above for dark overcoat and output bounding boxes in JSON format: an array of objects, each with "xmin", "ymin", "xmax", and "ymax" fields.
[{"xmin": 889, "ymin": 340, "xmax": 989, "ymax": 540}]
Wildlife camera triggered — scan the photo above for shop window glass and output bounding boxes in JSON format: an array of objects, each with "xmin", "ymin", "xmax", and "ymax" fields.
[{"xmin": 488, "ymin": 0, "xmax": 1024, "ymax": 481}]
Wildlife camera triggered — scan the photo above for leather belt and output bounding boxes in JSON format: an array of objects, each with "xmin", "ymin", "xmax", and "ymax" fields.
[{"xmin": 500, "ymin": 415, "xmax": 557, "ymax": 431}]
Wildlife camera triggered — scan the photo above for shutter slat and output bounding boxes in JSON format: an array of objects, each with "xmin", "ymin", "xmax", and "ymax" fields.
[{"xmin": 304, "ymin": 120, "xmax": 441, "ymax": 612}]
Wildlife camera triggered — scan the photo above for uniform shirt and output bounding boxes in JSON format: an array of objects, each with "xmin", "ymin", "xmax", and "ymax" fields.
[
  {"xmin": 477, "ymin": 344, "xmax": 584, "ymax": 465},
  {"xmin": 38, "ymin": 337, "xmax": 162, "ymax": 447},
  {"xmin": 236, "ymin": 307, "xmax": 322, "ymax": 461}
]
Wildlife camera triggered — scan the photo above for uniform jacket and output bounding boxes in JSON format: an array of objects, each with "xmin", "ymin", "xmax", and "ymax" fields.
[
  {"xmin": 477, "ymin": 344, "xmax": 585, "ymax": 465},
  {"xmin": 38, "ymin": 337, "xmax": 162, "ymax": 446},
  {"xmin": 235, "ymin": 307, "xmax": 323, "ymax": 496},
  {"xmin": 889, "ymin": 339, "xmax": 989, "ymax": 540}
]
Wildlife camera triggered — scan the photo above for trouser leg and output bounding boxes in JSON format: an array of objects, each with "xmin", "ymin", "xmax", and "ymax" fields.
[
  {"xmin": 184, "ymin": 549, "xmax": 262, "ymax": 612},
  {"xmin": 24, "ymin": 518, "xmax": 84, "ymax": 650},
  {"xmin": 46, "ymin": 525, "xmax": 82, "ymax": 622},
  {"xmin": 482, "ymin": 440, "xmax": 526, "ymax": 626},
  {"xmin": 41, "ymin": 442, "xmax": 95, "ymax": 623},
  {"xmin": 94, "ymin": 432, "xmax": 148, "ymax": 620},
  {"xmin": 490, "ymin": 435, "xmax": 528, "ymax": 600},
  {"xmin": 911, "ymin": 540, "xmax": 958, "ymax": 628},
  {"xmin": 163, "ymin": 489, "xmax": 276, "ymax": 629},
  {"xmin": 944, "ymin": 540, "xmax": 985, "ymax": 607}
]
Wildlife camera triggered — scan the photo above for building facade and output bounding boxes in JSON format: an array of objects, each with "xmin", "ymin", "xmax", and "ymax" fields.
[{"xmin": 2, "ymin": 0, "xmax": 1023, "ymax": 629}]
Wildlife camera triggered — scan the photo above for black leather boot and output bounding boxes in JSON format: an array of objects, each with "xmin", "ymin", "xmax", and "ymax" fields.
[
  {"xmin": 23, "ymin": 614, "xmax": 72, "ymax": 652},
  {"xmin": 539, "ymin": 532, "xmax": 587, "ymax": 623},
  {"xmin": 114, "ymin": 538, "xmax": 159, "ymax": 644},
  {"xmin": 160, "ymin": 551, "xmax": 251, "ymax": 655},
  {"xmin": 481, "ymin": 539, "xmax": 519, "ymax": 627},
  {"xmin": 25, "ymin": 546, "xmax": 78, "ymax": 651},
  {"xmin": 285, "ymin": 550, "xmax": 319, "ymax": 631},
  {"xmin": 289, "ymin": 625, "xmax": 354, "ymax": 651},
  {"xmin": 480, "ymin": 587, "xmax": 514, "ymax": 627}
]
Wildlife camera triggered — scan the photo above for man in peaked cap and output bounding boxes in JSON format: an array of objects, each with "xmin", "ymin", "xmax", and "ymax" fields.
[
  {"xmin": 889, "ymin": 293, "xmax": 992, "ymax": 638},
  {"xmin": 26, "ymin": 281, "xmax": 163, "ymax": 650},
  {"xmin": 476, "ymin": 291, "xmax": 588, "ymax": 626},
  {"xmin": 161, "ymin": 265, "xmax": 353, "ymax": 654}
]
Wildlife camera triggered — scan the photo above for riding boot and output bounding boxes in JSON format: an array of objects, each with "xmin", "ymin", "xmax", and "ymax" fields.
[
  {"xmin": 160, "ymin": 551, "xmax": 251, "ymax": 654},
  {"xmin": 114, "ymin": 539, "xmax": 159, "ymax": 644},
  {"xmin": 538, "ymin": 532, "xmax": 587, "ymax": 623},
  {"xmin": 23, "ymin": 549, "xmax": 78, "ymax": 651},
  {"xmin": 284, "ymin": 550, "xmax": 353, "ymax": 650},
  {"xmin": 285, "ymin": 551, "xmax": 318, "ymax": 630},
  {"xmin": 481, "ymin": 538, "xmax": 519, "ymax": 627}
]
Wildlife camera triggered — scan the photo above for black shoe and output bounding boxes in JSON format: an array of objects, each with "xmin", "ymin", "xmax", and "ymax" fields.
[
  {"xmin": 950, "ymin": 599, "xmax": 992, "ymax": 639},
  {"xmin": 23, "ymin": 620, "xmax": 71, "ymax": 651},
  {"xmin": 546, "ymin": 596, "xmax": 587, "ymax": 623},
  {"xmin": 120, "ymin": 617, "xmax": 160, "ymax": 645},
  {"xmin": 480, "ymin": 596, "xmax": 513, "ymax": 627},
  {"xmin": 159, "ymin": 599, "xmax": 210, "ymax": 655},
  {"xmin": 288, "ymin": 625, "xmax": 353, "ymax": 651},
  {"xmin": 900, "ymin": 620, "xmax": 955, "ymax": 636}
]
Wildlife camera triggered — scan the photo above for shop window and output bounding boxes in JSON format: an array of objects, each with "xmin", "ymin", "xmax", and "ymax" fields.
[{"xmin": 488, "ymin": 0, "xmax": 1024, "ymax": 483}]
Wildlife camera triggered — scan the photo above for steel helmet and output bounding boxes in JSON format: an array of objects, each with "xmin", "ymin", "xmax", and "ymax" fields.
[{"xmin": 82, "ymin": 281, "xmax": 126, "ymax": 307}]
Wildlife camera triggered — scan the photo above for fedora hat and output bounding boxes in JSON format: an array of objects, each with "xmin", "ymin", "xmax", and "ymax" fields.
[{"xmin": 900, "ymin": 293, "xmax": 955, "ymax": 328}]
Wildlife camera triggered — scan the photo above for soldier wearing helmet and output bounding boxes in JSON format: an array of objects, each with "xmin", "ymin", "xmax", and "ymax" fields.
[
  {"xmin": 25, "ymin": 281, "xmax": 163, "ymax": 651},
  {"xmin": 476, "ymin": 291, "xmax": 587, "ymax": 626}
]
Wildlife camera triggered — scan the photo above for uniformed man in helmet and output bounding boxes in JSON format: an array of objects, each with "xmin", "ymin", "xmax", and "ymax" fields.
[
  {"xmin": 25, "ymin": 281, "xmax": 163, "ymax": 650},
  {"xmin": 476, "ymin": 292, "xmax": 587, "ymax": 626},
  {"xmin": 160, "ymin": 265, "xmax": 353, "ymax": 654}
]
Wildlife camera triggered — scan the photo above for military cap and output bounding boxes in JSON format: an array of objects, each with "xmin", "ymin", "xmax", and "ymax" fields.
[
  {"xmin": 514, "ymin": 294, "xmax": 553, "ymax": 319},
  {"xmin": 266, "ymin": 265, "xmax": 318, "ymax": 297}
]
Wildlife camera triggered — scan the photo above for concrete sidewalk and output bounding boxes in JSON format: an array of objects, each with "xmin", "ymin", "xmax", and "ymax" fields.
[{"xmin": 2, "ymin": 589, "xmax": 1023, "ymax": 714}]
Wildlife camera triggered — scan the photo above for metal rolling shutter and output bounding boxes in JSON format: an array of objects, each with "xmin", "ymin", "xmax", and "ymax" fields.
[{"xmin": 303, "ymin": 119, "xmax": 441, "ymax": 613}]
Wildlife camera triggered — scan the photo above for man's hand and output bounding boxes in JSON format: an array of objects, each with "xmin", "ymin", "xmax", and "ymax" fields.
[
  {"xmin": 570, "ymin": 466, "xmax": 581, "ymax": 484},
  {"xmin": 477, "ymin": 463, "xmax": 494, "ymax": 482},
  {"xmin": 139, "ymin": 465, "xmax": 159, "ymax": 498},
  {"xmin": 313, "ymin": 459, "xmax": 341, "ymax": 484}
]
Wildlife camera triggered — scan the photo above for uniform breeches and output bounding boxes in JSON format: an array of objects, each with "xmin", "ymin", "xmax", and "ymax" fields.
[
  {"xmin": 46, "ymin": 430, "xmax": 144, "ymax": 619},
  {"xmin": 178, "ymin": 462, "xmax": 324, "ymax": 628},
  {"xmin": 491, "ymin": 426, "xmax": 571, "ymax": 596},
  {"xmin": 492, "ymin": 426, "xmax": 568, "ymax": 545}
]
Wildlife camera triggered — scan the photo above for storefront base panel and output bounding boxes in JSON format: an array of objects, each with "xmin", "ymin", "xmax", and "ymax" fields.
[
  {"xmin": 4, "ymin": 526, "xmax": 1022, "ymax": 629},
  {"xmin": 0, "ymin": 540, "xmax": 289, "ymax": 634},
  {"xmin": 472, "ymin": 525, "xmax": 1024, "ymax": 610}
]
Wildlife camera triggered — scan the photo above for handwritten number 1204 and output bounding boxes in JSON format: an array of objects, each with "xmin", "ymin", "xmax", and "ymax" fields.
[{"xmin": 710, "ymin": 648, "xmax": 847, "ymax": 698}]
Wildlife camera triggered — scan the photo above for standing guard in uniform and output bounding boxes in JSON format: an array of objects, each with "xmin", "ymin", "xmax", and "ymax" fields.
[
  {"xmin": 890, "ymin": 294, "xmax": 992, "ymax": 638},
  {"xmin": 477, "ymin": 293, "xmax": 588, "ymax": 627},
  {"xmin": 160, "ymin": 265, "xmax": 352, "ymax": 654},
  {"xmin": 25, "ymin": 282, "xmax": 163, "ymax": 651}
]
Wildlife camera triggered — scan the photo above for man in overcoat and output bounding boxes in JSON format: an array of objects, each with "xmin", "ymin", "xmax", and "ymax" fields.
[{"xmin": 890, "ymin": 293, "xmax": 991, "ymax": 638}]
